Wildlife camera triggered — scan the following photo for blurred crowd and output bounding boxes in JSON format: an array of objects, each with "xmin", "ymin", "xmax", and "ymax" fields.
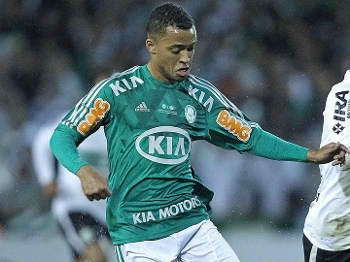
[{"xmin": 1, "ymin": 0, "xmax": 350, "ymax": 236}]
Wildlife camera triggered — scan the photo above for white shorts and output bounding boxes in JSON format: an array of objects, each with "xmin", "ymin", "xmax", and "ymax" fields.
[{"xmin": 115, "ymin": 219, "xmax": 240, "ymax": 262}]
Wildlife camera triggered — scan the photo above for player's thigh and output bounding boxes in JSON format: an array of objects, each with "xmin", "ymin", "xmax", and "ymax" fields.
[
  {"xmin": 115, "ymin": 237, "xmax": 180, "ymax": 262},
  {"xmin": 181, "ymin": 220, "xmax": 240, "ymax": 262}
]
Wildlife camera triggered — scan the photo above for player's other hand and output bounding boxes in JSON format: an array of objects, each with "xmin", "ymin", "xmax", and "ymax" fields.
[
  {"xmin": 77, "ymin": 165, "xmax": 112, "ymax": 201},
  {"xmin": 42, "ymin": 182, "xmax": 58, "ymax": 200},
  {"xmin": 307, "ymin": 142, "xmax": 350, "ymax": 165}
]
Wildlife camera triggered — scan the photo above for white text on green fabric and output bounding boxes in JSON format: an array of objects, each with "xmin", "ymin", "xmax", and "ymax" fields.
[{"xmin": 132, "ymin": 196, "xmax": 202, "ymax": 224}]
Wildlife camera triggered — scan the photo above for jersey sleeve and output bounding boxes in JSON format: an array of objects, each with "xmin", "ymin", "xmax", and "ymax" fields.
[
  {"xmin": 201, "ymin": 82, "xmax": 309, "ymax": 162},
  {"xmin": 50, "ymin": 79, "xmax": 112, "ymax": 174}
]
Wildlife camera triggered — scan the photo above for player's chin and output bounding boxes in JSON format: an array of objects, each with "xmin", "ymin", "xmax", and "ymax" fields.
[{"xmin": 174, "ymin": 72, "xmax": 190, "ymax": 81}]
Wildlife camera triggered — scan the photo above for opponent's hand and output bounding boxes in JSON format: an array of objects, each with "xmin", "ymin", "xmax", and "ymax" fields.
[
  {"xmin": 77, "ymin": 165, "xmax": 112, "ymax": 201},
  {"xmin": 307, "ymin": 142, "xmax": 350, "ymax": 165},
  {"xmin": 42, "ymin": 182, "xmax": 58, "ymax": 200}
]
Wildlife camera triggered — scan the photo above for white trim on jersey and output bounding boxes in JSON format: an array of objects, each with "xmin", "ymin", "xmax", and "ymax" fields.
[
  {"xmin": 189, "ymin": 75, "xmax": 260, "ymax": 128},
  {"xmin": 65, "ymin": 66, "xmax": 141, "ymax": 128},
  {"xmin": 66, "ymin": 79, "xmax": 108, "ymax": 127}
]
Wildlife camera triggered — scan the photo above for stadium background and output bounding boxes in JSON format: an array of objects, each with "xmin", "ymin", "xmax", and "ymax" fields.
[{"xmin": 0, "ymin": 0, "xmax": 349, "ymax": 261}]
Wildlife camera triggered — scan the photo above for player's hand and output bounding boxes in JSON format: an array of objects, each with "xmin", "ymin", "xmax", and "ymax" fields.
[
  {"xmin": 307, "ymin": 142, "xmax": 350, "ymax": 165},
  {"xmin": 77, "ymin": 165, "xmax": 112, "ymax": 201}
]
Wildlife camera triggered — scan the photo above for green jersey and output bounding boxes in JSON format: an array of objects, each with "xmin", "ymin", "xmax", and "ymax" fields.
[{"xmin": 51, "ymin": 65, "xmax": 308, "ymax": 245}]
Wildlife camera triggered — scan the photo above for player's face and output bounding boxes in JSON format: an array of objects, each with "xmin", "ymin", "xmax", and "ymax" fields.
[{"xmin": 146, "ymin": 26, "xmax": 197, "ymax": 83}]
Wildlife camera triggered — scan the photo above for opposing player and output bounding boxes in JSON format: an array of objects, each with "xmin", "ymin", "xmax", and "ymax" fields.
[
  {"xmin": 50, "ymin": 3, "xmax": 348, "ymax": 261},
  {"xmin": 303, "ymin": 70, "xmax": 350, "ymax": 262},
  {"xmin": 32, "ymin": 118, "xmax": 113, "ymax": 262}
]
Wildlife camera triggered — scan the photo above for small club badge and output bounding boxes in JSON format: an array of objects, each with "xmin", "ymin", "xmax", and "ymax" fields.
[{"xmin": 185, "ymin": 105, "xmax": 197, "ymax": 124}]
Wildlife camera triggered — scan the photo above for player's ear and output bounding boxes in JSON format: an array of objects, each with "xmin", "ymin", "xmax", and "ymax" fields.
[{"xmin": 146, "ymin": 38, "xmax": 157, "ymax": 54}]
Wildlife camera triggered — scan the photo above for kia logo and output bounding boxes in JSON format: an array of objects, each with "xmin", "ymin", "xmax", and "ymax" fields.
[{"xmin": 135, "ymin": 126, "xmax": 191, "ymax": 165}]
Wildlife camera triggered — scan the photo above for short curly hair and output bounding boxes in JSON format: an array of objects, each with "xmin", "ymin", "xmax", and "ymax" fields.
[{"xmin": 146, "ymin": 2, "xmax": 195, "ymax": 37}]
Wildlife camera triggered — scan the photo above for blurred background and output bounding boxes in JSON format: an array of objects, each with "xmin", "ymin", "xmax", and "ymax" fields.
[{"xmin": 0, "ymin": 0, "xmax": 349, "ymax": 261}]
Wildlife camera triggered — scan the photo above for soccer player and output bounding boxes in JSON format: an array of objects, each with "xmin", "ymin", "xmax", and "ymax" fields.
[
  {"xmin": 50, "ymin": 3, "xmax": 348, "ymax": 261},
  {"xmin": 303, "ymin": 70, "xmax": 350, "ymax": 262},
  {"xmin": 32, "ymin": 119, "xmax": 113, "ymax": 262}
]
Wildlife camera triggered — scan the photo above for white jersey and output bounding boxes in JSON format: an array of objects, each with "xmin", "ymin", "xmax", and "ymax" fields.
[
  {"xmin": 32, "ymin": 117, "xmax": 109, "ymax": 230},
  {"xmin": 303, "ymin": 70, "xmax": 350, "ymax": 251}
]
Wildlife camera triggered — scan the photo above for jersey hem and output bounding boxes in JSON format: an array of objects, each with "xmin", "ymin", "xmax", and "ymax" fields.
[{"xmin": 110, "ymin": 216, "xmax": 208, "ymax": 245}]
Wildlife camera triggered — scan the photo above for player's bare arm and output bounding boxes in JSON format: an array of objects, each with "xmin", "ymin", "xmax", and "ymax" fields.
[
  {"xmin": 306, "ymin": 142, "xmax": 350, "ymax": 165},
  {"xmin": 76, "ymin": 165, "xmax": 112, "ymax": 201}
]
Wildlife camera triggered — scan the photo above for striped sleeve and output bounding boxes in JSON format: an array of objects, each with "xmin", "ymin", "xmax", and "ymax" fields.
[
  {"xmin": 187, "ymin": 75, "xmax": 309, "ymax": 161},
  {"xmin": 50, "ymin": 78, "xmax": 112, "ymax": 174},
  {"xmin": 61, "ymin": 78, "xmax": 111, "ymax": 135}
]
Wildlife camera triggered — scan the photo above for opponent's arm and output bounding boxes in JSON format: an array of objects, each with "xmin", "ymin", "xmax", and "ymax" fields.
[{"xmin": 32, "ymin": 124, "xmax": 59, "ymax": 199}]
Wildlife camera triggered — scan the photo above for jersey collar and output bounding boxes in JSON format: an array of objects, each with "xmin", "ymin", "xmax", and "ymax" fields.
[{"xmin": 141, "ymin": 64, "xmax": 187, "ymax": 89}]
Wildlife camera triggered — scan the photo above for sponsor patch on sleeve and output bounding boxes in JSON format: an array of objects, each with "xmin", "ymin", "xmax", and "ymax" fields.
[
  {"xmin": 216, "ymin": 109, "xmax": 252, "ymax": 142},
  {"xmin": 77, "ymin": 98, "xmax": 110, "ymax": 135}
]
